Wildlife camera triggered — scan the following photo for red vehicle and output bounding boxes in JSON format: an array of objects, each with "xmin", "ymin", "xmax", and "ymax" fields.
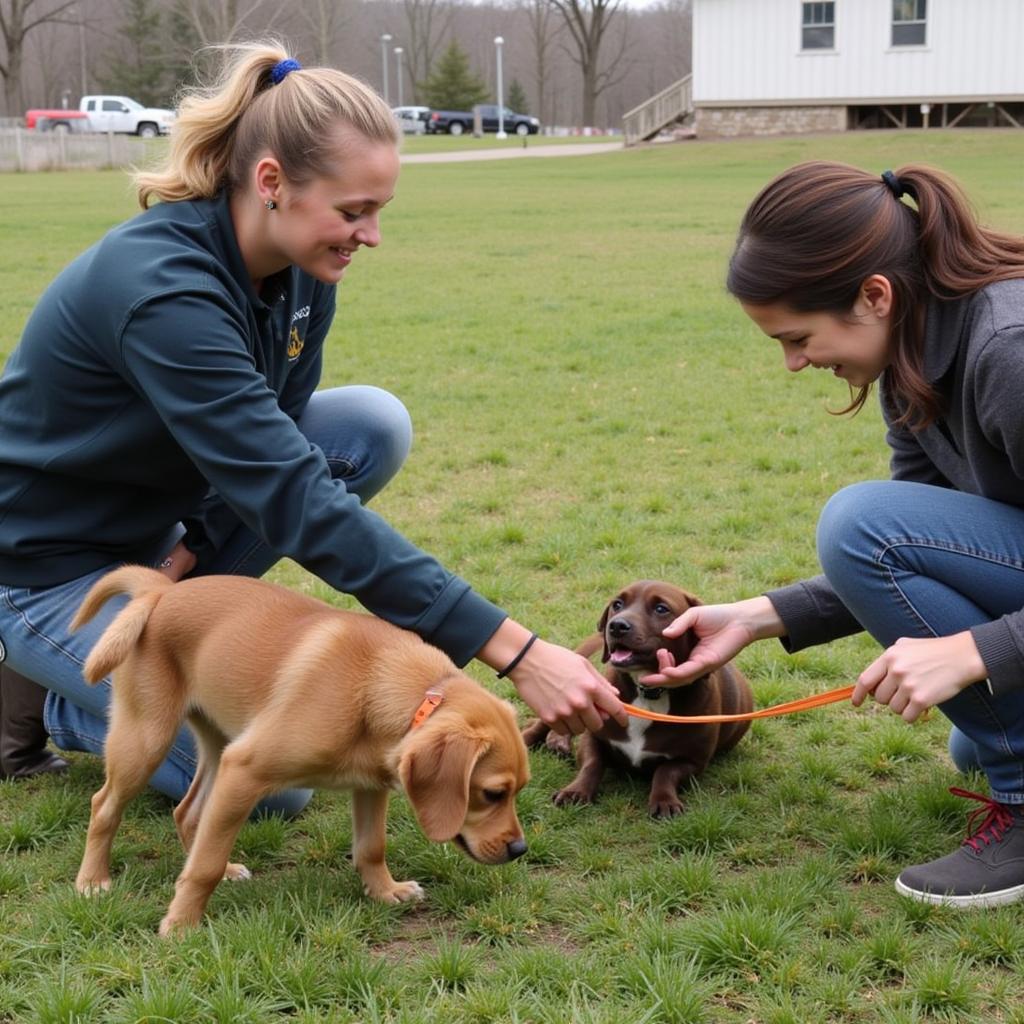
[{"xmin": 24, "ymin": 109, "xmax": 90, "ymax": 132}]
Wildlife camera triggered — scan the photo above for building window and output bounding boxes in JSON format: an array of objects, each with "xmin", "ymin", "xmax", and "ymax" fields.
[
  {"xmin": 802, "ymin": 2, "xmax": 835, "ymax": 50},
  {"xmin": 892, "ymin": 0, "xmax": 926, "ymax": 46}
]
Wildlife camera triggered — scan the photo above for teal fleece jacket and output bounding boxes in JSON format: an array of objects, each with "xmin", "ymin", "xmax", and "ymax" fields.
[{"xmin": 0, "ymin": 193, "xmax": 506, "ymax": 666}]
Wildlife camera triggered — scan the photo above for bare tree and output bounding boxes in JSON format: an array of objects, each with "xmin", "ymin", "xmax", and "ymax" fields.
[
  {"xmin": 0, "ymin": 0, "xmax": 80, "ymax": 115},
  {"xmin": 546, "ymin": 0, "xmax": 631, "ymax": 127},
  {"xmin": 401, "ymin": 0, "xmax": 450, "ymax": 102},
  {"xmin": 172, "ymin": 0, "xmax": 280, "ymax": 50},
  {"xmin": 292, "ymin": 0, "xmax": 350, "ymax": 67},
  {"xmin": 520, "ymin": 0, "xmax": 560, "ymax": 127}
]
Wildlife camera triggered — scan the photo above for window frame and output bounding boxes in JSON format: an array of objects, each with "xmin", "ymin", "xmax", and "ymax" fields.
[
  {"xmin": 800, "ymin": 1, "xmax": 836, "ymax": 51},
  {"xmin": 891, "ymin": 0, "xmax": 927, "ymax": 48}
]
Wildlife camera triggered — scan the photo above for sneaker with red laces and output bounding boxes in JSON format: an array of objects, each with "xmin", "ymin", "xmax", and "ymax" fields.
[{"xmin": 895, "ymin": 788, "xmax": 1024, "ymax": 908}]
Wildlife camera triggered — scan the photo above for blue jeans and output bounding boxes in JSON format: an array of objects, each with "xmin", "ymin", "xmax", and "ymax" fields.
[
  {"xmin": 0, "ymin": 386, "xmax": 412, "ymax": 816},
  {"xmin": 817, "ymin": 480, "xmax": 1024, "ymax": 804}
]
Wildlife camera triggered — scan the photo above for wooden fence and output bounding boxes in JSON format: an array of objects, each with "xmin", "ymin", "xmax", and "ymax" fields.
[{"xmin": 0, "ymin": 129, "xmax": 150, "ymax": 172}]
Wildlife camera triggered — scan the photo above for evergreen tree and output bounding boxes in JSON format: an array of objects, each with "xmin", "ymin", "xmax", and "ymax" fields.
[
  {"xmin": 97, "ymin": 0, "xmax": 171, "ymax": 107},
  {"xmin": 506, "ymin": 78, "xmax": 529, "ymax": 114},
  {"xmin": 162, "ymin": 0, "xmax": 205, "ymax": 99},
  {"xmin": 422, "ymin": 41, "xmax": 488, "ymax": 110}
]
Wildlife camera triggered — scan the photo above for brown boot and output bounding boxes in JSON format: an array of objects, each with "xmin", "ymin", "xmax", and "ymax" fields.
[{"xmin": 0, "ymin": 665, "xmax": 69, "ymax": 780}]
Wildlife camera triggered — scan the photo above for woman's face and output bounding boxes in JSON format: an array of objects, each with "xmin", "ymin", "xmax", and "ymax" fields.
[
  {"xmin": 268, "ymin": 135, "xmax": 400, "ymax": 286},
  {"xmin": 741, "ymin": 289, "xmax": 892, "ymax": 389}
]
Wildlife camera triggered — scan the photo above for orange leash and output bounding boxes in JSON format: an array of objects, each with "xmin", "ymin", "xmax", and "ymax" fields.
[{"xmin": 622, "ymin": 684, "xmax": 856, "ymax": 724}]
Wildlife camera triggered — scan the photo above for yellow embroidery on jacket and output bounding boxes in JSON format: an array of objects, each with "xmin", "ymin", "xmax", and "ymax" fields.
[{"xmin": 287, "ymin": 327, "xmax": 305, "ymax": 360}]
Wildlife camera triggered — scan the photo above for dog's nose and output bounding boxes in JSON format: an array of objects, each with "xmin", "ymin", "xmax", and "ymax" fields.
[
  {"xmin": 608, "ymin": 617, "xmax": 632, "ymax": 638},
  {"xmin": 506, "ymin": 838, "xmax": 528, "ymax": 861}
]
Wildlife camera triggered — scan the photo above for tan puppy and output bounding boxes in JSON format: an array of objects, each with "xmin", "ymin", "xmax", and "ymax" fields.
[
  {"xmin": 523, "ymin": 581, "xmax": 752, "ymax": 817},
  {"xmin": 71, "ymin": 567, "xmax": 529, "ymax": 935}
]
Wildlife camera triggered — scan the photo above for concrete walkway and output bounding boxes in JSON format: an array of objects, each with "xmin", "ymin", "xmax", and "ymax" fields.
[{"xmin": 401, "ymin": 141, "xmax": 622, "ymax": 163}]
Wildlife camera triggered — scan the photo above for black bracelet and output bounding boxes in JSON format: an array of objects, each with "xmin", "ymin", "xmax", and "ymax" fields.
[{"xmin": 495, "ymin": 633, "xmax": 539, "ymax": 679}]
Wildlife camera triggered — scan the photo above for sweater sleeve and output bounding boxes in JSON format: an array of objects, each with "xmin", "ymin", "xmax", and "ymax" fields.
[
  {"xmin": 118, "ymin": 290, "xmax": 506, "ymax": 665},
  {"xmin": 764, "ymin": 574, "xmax": 863, "ymax": 653}
]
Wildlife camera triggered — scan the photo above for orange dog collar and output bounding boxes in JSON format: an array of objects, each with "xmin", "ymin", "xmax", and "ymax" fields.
[{"xmin": 410, "ymin": 689, "xmax": 444, "ymax": 730}]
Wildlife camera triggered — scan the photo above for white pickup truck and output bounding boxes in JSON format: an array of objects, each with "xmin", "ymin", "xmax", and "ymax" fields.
[{"xmin": 78, "ymin": 95, "xmax": 175, "ymax": 137}]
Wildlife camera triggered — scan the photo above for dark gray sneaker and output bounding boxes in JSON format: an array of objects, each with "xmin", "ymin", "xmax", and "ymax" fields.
[{"xmin": 895, "ymin": 787, "xmax": 1024, "ymax": 908}]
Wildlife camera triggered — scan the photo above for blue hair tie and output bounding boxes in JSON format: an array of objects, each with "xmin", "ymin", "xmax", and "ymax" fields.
[{"xmin": 270, "ymin": 58, "xmax": 302, "ymax": 85}]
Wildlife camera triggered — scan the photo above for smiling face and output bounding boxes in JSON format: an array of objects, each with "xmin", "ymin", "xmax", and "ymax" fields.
[
  {"xmin": 740, "ymin": 277, "xmax": 893, "ymax": 390},
  {"xmin": 255, "ymin": 129, "xmax": 399, "ymax": 286}
]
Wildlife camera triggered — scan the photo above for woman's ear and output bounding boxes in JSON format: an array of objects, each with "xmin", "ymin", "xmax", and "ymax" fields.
[
  {"xmin": 254, "ymin": 157, "xmax": 283, "ymax": 207},
  {"xmin": 858, "ymin": 274, "xmax": 893, "ymax": 319}
]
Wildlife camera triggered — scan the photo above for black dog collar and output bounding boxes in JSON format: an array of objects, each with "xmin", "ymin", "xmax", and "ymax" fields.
[{"xmin": 635, "ymin": 683, "xmax": 665, "ymax": 700}]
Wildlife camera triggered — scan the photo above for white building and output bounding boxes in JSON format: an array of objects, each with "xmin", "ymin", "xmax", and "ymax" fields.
[{"xmin": 693, "ymin": 0, "xmax": 1024, "ymax": 136}]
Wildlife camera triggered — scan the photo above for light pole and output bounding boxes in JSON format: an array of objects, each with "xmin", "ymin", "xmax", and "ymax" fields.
[
  {"xmin": 380, "ymin": 33, "xmax": 392, "ymax": 105},
  {"xmin": 494, "ymin": 36, "xmax": 506, "ymax": 139},
  {"xmin": 393, "ymin": 47, "xmax": 404, "ymax": 108}
]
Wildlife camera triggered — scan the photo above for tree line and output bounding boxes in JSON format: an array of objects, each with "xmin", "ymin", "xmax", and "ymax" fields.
[{"xmin": 2, "ymin": 0, "xmax": 692, "ymax": 130}]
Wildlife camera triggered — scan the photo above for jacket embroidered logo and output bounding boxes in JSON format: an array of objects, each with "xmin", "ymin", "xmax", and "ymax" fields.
[{"xmin": 287, "ymin": 327, "xmax": 304, "ymax": 361}]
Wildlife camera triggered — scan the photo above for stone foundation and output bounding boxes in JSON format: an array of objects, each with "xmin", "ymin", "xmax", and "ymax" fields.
[{"xmin": 696, "ymin": 105, "xmax": 846, "ymax": 137}]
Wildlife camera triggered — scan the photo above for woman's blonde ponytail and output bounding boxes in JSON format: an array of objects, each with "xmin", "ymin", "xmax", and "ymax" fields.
[{"xmin": 134, "ymin": 42, "xmax": 398, "ymax": 209}]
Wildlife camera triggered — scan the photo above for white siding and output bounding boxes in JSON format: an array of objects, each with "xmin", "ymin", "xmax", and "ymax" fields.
[{"xmin": 693, "ymin": 0, "xmax": 1024, "ymax": 104}]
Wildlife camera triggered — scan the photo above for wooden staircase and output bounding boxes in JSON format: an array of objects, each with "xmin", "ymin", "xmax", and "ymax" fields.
[{"xmin": 622, "ymin": 74, "xmax": 694, "ymax": 146}]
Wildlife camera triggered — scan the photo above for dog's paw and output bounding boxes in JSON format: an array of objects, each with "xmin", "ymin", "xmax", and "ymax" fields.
[
  {"xmin": 520, "ymin": 718, "xmax": 550, "ymax": 748},
  {"xmin": 544, "ymin": 732, "xmax": 574, "ymax": 758},
  {"xmin": 224, "ymin": 862, "xmax": 252, "ymax": 882},
  {"xmin": 75, "ymin": 876, "xmax": 111, "ymax": 897},
  {"xmin": 552, "ymin": 786, "xmax": 594, "ymax": 807},
  {"xmin": 158, "ymin": 913, "xmax": 199, "ymax": 938},
  {"xmin": 649, "ymin": 797, "xmax": 685, "ymax": 819},
  {"xmin": 369, "ymin": 880, "xmax": 425, "ymax": 904}
]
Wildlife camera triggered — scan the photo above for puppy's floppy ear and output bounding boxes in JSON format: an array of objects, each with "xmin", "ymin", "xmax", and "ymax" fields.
[
  {"xmin": 399, "ymin": 728, "xmax": 488, "ymax": 842},
  {"xmin": 665, "ymin": 590, "xmax": 703, "ymax": 668},
  {"xmin": 597, "ymin": 602, "xmax": 614, "ymax": 663}
]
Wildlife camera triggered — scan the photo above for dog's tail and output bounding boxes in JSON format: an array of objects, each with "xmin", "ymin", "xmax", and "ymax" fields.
[{"xmin": 70, "ymin": 565, "xmax": 174, "ymax": 684}]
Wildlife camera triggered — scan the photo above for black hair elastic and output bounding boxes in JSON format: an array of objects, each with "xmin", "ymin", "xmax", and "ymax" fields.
[
  {"xmin": 881, "ymin": 169, "xmax": 905, "ymax": 200},
  {"xmin": 496, "ymin": 633, "xmax": 539, "ymax": 679}
]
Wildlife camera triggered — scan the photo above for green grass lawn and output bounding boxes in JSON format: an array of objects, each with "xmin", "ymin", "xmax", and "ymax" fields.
[{"xmin": 3, "ymin": 129, "xmax": 1024, "ymax": 1023}]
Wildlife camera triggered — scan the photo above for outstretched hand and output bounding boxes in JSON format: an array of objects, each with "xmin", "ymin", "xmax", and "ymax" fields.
[
  {"xmin": 507, "ymin": 638, "xmax": 628, "ymax": 736},
  {"xmin": 640, "ymin": 596, "xmax": 785, "ymax": 686}
]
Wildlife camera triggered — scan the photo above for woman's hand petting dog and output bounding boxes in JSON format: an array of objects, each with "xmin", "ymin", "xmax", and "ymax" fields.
[{"xmin": 641, "ymin": 595, "xmax": 786, "ymax": 687}]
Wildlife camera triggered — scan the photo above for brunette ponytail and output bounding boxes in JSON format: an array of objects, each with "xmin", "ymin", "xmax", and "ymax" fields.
[{"xmin": 728, "ymin": 161, "xmax": 1024, "ymax": 430}]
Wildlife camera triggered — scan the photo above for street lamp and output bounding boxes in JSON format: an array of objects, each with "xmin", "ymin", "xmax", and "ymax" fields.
[
  {"xmin": 380, "ymin": 33, "xmax": 392, "ymax": 104},
  {"xmin": 494, "ymin": 36, "xmax": 506, "ymax": 139},
  {"xmin": 393, "ymin": 47, "xmax": 404, "ymax": 108}
]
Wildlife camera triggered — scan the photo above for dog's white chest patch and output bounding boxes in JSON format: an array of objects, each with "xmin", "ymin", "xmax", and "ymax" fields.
[{"xmin": 608, "ymin": 689, "xmax": 671, "ymax": 766}]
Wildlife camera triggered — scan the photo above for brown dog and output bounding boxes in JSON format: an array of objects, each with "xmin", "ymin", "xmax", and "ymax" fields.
[
  {"xmin": 522, "ymin": 580, "xmax": 752, "ymax": 817},
  {"xmin": 70, "ymin": 566, "xmax": 530, "ymax": 935}
]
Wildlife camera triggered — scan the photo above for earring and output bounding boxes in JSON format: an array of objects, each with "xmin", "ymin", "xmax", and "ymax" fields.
[{"xmin": 265, "ymin": 199, "xmax": 277, "ymax": 211}]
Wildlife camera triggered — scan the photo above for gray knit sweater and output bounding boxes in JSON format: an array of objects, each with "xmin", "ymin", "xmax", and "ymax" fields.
[{"xmin": 766, "ymin": 278, "xmax": 1024, "ymax": 696}]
